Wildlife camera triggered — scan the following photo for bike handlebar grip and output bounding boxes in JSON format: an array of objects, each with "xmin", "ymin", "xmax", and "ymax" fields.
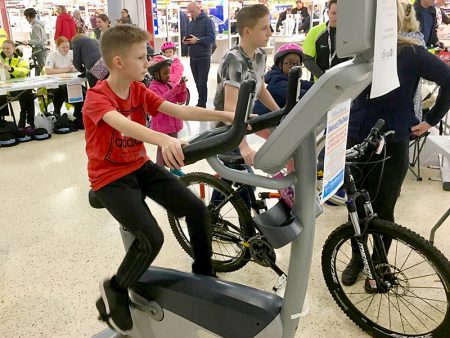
[
  {"xmin": 247, "ymin": 66, "xmax": 302, "ymax": 134},
  {"xmin": 182, "ymin": 79, "xmax": 256, "ymax": 165},
  {"xmin": 285, "ymin": 66, "xmax": 302, "ymax": 113},
  {"xmin": 371, "ymin": 119, "xmax": 385, "ymax": 132}
]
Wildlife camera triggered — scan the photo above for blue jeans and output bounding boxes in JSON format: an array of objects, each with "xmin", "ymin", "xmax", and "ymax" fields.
[{"xmin": 190, "ymin": 56, "xmax": 211, "ymax": 107}]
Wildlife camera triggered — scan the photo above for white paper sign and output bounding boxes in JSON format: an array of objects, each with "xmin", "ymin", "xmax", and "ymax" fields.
[
  {"xmin": 370, "ymin": 0, "xmax": 399, "ymax": 99},
  {"xmin": 67, "ymin": 83, "xmax": 84, "ymax": 103},
  {"xmin": 321, "ymin": 99, "xmax": 351, "ymax": 204}
]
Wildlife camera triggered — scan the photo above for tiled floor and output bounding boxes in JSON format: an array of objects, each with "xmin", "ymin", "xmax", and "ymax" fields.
[{"xmin": 1, "ymin": 58, "xmax": 449, "ymax": 337}]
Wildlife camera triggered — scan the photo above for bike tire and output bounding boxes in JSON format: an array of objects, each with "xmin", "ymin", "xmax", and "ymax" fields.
[
  {"xmin": 168, "ymin": 172, "xmax": 255, "ymax": 272},
  {"xmin": 321, "ymin": 219, "xmax": 450, "ymax": 337}
]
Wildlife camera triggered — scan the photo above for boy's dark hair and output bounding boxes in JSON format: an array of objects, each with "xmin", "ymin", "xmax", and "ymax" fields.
[
  {"xmin": 100, "ymin": 25, "xmax": 150, "ymax": 67},
  {"xmin": 236, "ymin": 4, "xmax": 270, "ymax": 36},
  {"xmin": 328, "ymin": 0, "xmax": 337, "ymax": 7}
]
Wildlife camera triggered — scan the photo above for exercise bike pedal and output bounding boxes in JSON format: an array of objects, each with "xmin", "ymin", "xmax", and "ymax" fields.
[{"xmin": 273, "ymin": 273, "xmax": 287, "ymax": 293}]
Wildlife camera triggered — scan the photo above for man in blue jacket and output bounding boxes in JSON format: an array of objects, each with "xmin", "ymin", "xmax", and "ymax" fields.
[{"xmin": 184, "ymin": 2, "xmax": 216, "ymax": 108}]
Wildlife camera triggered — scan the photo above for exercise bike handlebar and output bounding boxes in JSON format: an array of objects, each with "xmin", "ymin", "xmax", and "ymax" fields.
[
  {"xmin": 182, "ymin": 79, "xmax": 256, "ymax": 165},
  {"xmin": 246, "ymin": 66, "xmax": 302, "ymax": 134},
  {"xmin": 182, "ymin": 67, "xmax": 303, "ymax": 165}
]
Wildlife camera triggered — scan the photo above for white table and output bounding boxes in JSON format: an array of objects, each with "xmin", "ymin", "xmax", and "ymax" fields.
[{"xmin": 427, "ymin": 135, "xmax": 450, "ymax": 243}]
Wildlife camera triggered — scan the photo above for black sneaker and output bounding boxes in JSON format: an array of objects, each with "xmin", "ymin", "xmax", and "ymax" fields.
[
  {"xmin": 99, "ymin": 279, "xmax": 133, "ymax": 334},
  {"xmin": 341, "ymin": 254, "xmax": 364, "ymax": 286}
]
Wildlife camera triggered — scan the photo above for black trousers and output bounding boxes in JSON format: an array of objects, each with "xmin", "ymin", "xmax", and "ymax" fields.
[
  {"xmin": 49, "ymin": 85, "xmax": 84, "ymax": 120},
  {"xmin": 348, "ymin": 139, "xmax": 410, "ymax": 254},
  {"xmin": 94, "ymin": 161, "xmax": 213, "ymax": 288},
  {"xmin": 0, "ymin": 90, "xmax": 35, "ymax": 128},
  {"xmin": 190, "ymin": 56, "xmax": 211, "ymax": 107}
]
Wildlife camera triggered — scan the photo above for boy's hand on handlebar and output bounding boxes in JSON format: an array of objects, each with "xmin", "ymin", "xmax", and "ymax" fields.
[
  {"xmin": 411, "ymin": 121, "xmax": 431, "ymax": 137},
  {"xmin": 161, "ymin": 136, "xmax": 188, "ymax": 169},
  {"xmin": 239, "ymin": 143, "xmax": 257, "ymax": 166}
]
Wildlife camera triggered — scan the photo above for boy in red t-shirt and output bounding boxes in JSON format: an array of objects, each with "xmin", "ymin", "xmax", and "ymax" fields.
[{"xmin": 83, "ymin": 25, "xmax": 235, "ymax": 334}]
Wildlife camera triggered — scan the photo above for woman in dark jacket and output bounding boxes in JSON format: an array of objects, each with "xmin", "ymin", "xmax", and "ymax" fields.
[
  {"xmin": 342, "ymin": 0, "xmax": 450, "ymax": 287},
  {"xmin": 72, "ymin": 34, "xmax": 105, "ymax": 87}
]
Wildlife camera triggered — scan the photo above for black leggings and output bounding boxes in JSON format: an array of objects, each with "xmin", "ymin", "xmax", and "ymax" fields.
[{"xmin": 94, "ymin": 161, "xmax": 212, "ymax": 289}]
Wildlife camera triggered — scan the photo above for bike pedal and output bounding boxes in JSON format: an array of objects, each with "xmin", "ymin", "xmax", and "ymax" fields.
[{"xmin": 273, "ymin": 274, "xmax": 288, "ymax": 293}]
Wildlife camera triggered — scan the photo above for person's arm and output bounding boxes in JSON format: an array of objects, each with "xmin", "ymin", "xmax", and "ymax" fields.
[
  {"xmin": 2, "ymin": 58, "xmax": 29, "ymax": 77},
  {"xmin": 188, "ymin": 18, "xmax": 216, "ymax": 46},
  {"xmin": 28, "ymin": 25, "xmax": 45, "ymax": 47},
  {"xmin": 303, "ymin": 54, "xmax": 324, "ymax": 79},
  {"xmin": 45, "ymin": 66, "xmax": 73, "ymax": 75},
  {"xmin": 257, "ymin": 85, "xmax": 280, "ymax": 112},
  {"xmin": 410, "ymin": 46, "xmax": 450, "ymax": 136},
  {"xmin": 221, "ymin": 83, "xmax": 256, "ymax": 165},
  {"xmin": 158, "ymin": 100, "xmax": 234, "ymax": 123},
  {"xmin": 72, "ymin": 40, "xmax": 84, "ymax": 72},
  {"xmin": 54, "ymin": 16, "xmax": 62, "ymax": 40}
]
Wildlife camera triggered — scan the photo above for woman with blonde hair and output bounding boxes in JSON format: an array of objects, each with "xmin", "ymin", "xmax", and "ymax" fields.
[{"xmin": 341, "ymin": 0, "xmax": 450, "ymax": 287}]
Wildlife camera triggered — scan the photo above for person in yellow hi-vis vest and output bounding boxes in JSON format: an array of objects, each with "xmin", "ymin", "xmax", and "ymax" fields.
[
  {"xmin": 0, "ymin": 40, "xmax": 35, "ymax": 129},
  {"xmin": 0, "ymin": 26, "xmax": 8, "ymax": 51}
]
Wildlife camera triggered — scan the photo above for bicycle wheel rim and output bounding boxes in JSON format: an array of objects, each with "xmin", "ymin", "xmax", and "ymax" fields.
[
  {"xmin": 171, "ymin": 173, "xmax": 253, "ymax": 271},
  {"xmin": 322, "ymin": 221, "xmax": 450, "ymax": 337}
]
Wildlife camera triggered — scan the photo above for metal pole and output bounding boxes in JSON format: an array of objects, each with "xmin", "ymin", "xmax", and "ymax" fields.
[{"xmin": 280, "ymin": 131, "xmax": 317, "ymax": 338}]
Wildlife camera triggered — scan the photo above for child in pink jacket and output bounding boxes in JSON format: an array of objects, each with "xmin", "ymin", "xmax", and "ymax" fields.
[
  {"xmin": 161, "ymin": 41, "xmax": 184, "ymax": 84},
  {"xmin": 147, "ymin": 55, "xmax": 188, "ymax": 166}
]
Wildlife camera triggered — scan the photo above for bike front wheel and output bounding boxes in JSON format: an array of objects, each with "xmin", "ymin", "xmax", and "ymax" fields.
[
  {"xmin": 321, "ymin": 219, "xmax": 450, "ymax": 337},
  {"xmin": 168, "ymin": 172, "xmax": 255, "ymax": 272}
]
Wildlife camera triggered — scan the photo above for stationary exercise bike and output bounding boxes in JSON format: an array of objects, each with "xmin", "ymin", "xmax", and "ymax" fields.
[{"xmin": 91, "ymin": 2, "xmax": 377, "ymax": 337}]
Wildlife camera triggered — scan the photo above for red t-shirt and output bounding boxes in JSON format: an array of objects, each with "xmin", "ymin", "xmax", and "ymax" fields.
[{"xmin": 83, "ymin": 80, "xmax": 164, "ymax": 191}]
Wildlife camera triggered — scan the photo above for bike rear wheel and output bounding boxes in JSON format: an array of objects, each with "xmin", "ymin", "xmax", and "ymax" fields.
[
  {"xmin": 168, "ymin": 172, "xmax": 255, "ymax": 272},
  {"xmin": 321, "ymin": 219, "xmax": 450, "ymax": 337}
]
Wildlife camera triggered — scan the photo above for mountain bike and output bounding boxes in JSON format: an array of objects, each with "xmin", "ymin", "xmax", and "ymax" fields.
[{"xmin": 321, "ymin": 120, "xmax": 450, "ymax": 337}]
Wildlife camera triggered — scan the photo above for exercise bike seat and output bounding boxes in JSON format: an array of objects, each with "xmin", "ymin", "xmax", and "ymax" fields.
[{"xmin": 130, "ymin": 266, "xmax": 283, "ymax": 338}]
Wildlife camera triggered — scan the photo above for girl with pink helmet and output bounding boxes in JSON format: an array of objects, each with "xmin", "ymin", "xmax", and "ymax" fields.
[
  {"xmin": 147, "ymin": 55, "xmax": 188, "ymax": 167},
  {"xmin": 253, "ymin": 43, "xmax": 313, "ymax": 115},
  {"xmin": 161, "ymin": 41, "xmax": 184, "ymax": 84}
]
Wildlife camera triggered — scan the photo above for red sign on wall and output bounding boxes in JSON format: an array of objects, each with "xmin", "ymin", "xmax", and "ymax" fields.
[
  {"xmin": 145, "ymin": 0, "xmax": 154, "ymax": 48},
  {"xmin": 0, "ymin": 0, "xmax": 11, "ymax": 38}
]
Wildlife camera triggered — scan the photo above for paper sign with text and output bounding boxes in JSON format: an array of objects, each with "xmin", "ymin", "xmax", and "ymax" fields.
[
  {"xmin": 370, "ymin": 0, "xmax": 399, "ymax": 98},
  {"xmin": 67, "ymin": 83, "xmax": 84, "ymax": 103},
  {"xmin": 321, "ymin": 99, "xmax": 351, "ymax": 204}
]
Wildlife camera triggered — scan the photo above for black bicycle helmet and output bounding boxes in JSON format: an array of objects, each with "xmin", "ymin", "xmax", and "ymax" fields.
[{"xmin": 24, "ymin": 8, "xmax": 37, "ymax": 18}]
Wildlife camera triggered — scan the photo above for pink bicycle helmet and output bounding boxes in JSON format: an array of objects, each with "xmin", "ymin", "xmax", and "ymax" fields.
[
  {"xmin": 161, "ymin": 41, "xmax": 177, "ymax": 52},
  {"xmin": 274, "ymin": 43, "xmax": 304, "ymax": 65},
  {"xmin": 148, "ymin": 55, "xmax": 172, "ymax": 75}
]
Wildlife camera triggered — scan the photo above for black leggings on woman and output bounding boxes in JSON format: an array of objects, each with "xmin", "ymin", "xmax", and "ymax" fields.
[{"xmin": 94, "ymin": 161, "xmax": 213, "ymax": 289}]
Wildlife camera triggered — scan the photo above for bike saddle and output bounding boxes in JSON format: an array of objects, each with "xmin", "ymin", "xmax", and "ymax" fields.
[{"xmin": 218, "ymin": 152, "xmax": 245, "ymax": 166}]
